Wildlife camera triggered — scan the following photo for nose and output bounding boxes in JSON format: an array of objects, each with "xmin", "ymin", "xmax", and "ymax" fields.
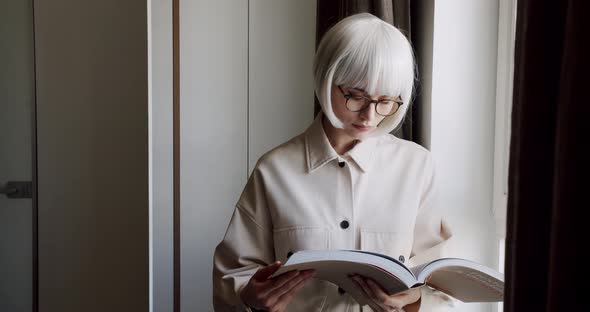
[{"xmin": 359, "ymin": 102, "xmax": 377, "ymax": 121}]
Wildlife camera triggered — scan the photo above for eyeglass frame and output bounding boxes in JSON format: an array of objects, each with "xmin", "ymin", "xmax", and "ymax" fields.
[{"xmin": 337, "ymin": 85, "xmax": 403, "ymax": 116}]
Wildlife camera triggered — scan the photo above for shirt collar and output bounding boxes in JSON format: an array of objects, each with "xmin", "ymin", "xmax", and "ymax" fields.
[{"xmin": 305, "ymin": 111, "xmax": 376, "ymax": 173}]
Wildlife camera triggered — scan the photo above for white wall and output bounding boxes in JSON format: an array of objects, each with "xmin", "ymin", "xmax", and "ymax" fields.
[
  {"xmin": 179, "ymin": 1, "xmax": 317, "ymax": 310},
  {"xmin": 179, "ymin": 1, "xmax": 248, "ymax": 311},
  {"xmin": 492, "ymin": 0, "xmax": 517, "ymax": 239},
  {"xmin": 149, "ymin": 0, "xmax": 174, "ymax": 311},
  {"xmin": 428, "ymin": 1, "xmax": 500, "ymax": 311},
  {"xmin": 248, "ymin": 0, "xmax": 317, "ymax": 173}
]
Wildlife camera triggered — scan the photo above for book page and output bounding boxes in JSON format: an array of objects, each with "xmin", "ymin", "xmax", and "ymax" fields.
[
  {"xmin": 273, "ymin": 250, "xmax": 417, "ymax": 286},
  {"xmin": 424, "ymin": 265, "xmax": 504, "ymax": 302},
  {"xmin": 271, "ymin": 250, "xmax": 419, "ymax": 306}
]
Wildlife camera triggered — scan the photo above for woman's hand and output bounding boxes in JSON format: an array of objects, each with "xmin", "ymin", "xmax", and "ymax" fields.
[
  {"xmin": 240, "ymin": 261, "xmax": 316, "ymax": 312},
  {"xmin": 350, "ymin": 274, "xmax": 421, "ymax": 312}
]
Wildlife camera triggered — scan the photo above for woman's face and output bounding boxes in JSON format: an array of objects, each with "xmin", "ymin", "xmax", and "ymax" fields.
[{"xmin": 330, "ymin": 85, "xmax": 389, "ymax": 139}]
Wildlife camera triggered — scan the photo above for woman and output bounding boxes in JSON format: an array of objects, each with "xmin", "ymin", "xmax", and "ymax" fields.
[{"xmin": 213, "ymin": 13, "xmax": 454, "ymax": 312}]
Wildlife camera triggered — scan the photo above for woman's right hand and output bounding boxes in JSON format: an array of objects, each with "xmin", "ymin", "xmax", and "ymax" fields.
[{"xmin": 239, "ymin": 261, "xmax": 316, "ymax": 312}]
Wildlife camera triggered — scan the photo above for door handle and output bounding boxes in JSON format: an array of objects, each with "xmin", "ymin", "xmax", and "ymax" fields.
[{"xmin": 0, "ymin": 181, "xmax": 32, "ymax": 198}]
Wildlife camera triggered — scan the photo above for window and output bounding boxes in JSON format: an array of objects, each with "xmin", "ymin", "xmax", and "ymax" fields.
[{"xmin": 493, "ymin": 0, "xmax": 517, "ymax": 238}]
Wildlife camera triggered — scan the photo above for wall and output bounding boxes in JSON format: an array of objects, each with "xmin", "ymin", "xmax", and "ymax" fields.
[
  {"xmin": 429, "ymin": 1, "xmax": 500, "ymax": 311},
  {"xmin": 179, "ymin": 0, "xmax": 317, "ymax": 310},
  {"xmin": 179, "ymin": 1, "xmax": 247, "ymax": 311},
  {"xmin": 149, "ymin": 0, "xmax": 174, "ymax": 311},
  {"xmin": 248, "ymin": 0, "xmax": 317, "ymax": 173},
  {"xmin": 34, "ymin": 1, "xmax": 149, "ymax": 311}
]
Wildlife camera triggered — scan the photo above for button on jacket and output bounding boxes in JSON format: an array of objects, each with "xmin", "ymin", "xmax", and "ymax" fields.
[{"xmin": 213, "ymin": 112, "xmax": 455, "ymax": 311}]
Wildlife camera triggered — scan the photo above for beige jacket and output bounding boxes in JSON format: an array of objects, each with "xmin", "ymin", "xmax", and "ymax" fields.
[{"xmin": 213, "ymin": 112, "xmax": 455, "ymax": 311}]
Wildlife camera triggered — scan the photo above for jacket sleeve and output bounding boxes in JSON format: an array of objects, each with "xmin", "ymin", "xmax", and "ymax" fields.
[
  {"xmin": 212, "ymin": 165, "xmax": 275, "ymax": 311},
  {"xmin": 409, "ymin": 152, "xmax": 457, "ymax": 311}
]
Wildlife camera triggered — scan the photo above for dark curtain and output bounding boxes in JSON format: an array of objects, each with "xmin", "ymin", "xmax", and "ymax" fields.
[
  {"xmin": 314, "ymin": 0, "xmax": 415, "ymax": 142},
  {"xmin": 505, "ymin": 1, "xmax": 588, "ymax": 311}
]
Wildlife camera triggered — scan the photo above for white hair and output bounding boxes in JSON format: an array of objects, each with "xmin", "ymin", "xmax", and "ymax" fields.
[{"xmin": 313, "ymin": 13, "xmax": 416, "ymax": 137}]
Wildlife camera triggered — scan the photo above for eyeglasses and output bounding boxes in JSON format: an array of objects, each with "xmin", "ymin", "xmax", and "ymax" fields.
[{"xmin": 338, "ymin": 86, "xmax": 403, "ymax": 116}]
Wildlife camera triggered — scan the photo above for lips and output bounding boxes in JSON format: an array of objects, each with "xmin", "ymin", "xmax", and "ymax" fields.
[{"xmin": 353, "ymin": 124, "xmax": 372, "ymax": 131}]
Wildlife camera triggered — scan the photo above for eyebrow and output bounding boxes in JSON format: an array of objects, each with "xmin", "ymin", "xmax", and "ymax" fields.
[{"xmin": 348, "ymin": 87, "xmax": 401, "ymax": 101}]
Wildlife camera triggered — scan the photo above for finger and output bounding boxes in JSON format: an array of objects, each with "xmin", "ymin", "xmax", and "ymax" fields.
[
  {"xmin": 351, "ymin": 276, "xmax": 386, "ymax": 312},
  {"xmin": 273, "ymin": 273, "xmax": 314, "ymax": 311},
  {"xmin": 352, "ymin": 276, "xmax": 378, "ymax": 300},
  {"xmin": 259, "ymin": 270, "xmax": 301, "ymax": 298},
  {"xmin": 271, "ymin": 269, "xmax": 302, "ymax": 285},
  {"xmin": 252, "ymin": 261, "xmax": 282, "ymax": 281},
  {"xmin": 366, "ymin": 278, "xmax": 396, "ymax": 305},
  {"xmin": 269, "ymin": 270, "xmax": 302, "ymax": 289},
  {"xmin": 391, "ymin": 288, "xmax": 421, "ymax": 307},
  {"xmin": 366, "ymin": 279, "xmax": 406, "ymax": 309},
  {"xmin": 267, "ymin": 270, "xmax": 315, "ymax": 301},
  {"xmin": 258, "ymin": 271, "xmax": 310, "ymax": 308}
]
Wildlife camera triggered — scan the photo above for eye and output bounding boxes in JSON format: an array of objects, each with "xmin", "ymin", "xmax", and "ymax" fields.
[{"xmin": 379, "ymin": 100, "xmax": 395, "ymax": 106}]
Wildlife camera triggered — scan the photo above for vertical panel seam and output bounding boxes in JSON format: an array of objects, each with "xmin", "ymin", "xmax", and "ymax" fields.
[{"xmin": 173, "ymin": 0, "xmax": 180, "ymax": 311}]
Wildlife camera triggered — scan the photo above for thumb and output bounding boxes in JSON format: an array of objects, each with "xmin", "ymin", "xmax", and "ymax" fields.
[{"xmin": 252, "ymin": 261, "xmax": 282, "ymax": 281}]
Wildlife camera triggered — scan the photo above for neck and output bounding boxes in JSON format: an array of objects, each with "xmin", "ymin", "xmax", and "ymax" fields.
[{"xmin": 321, "ymin": 115, "xmax": 358, "ymax": 155}]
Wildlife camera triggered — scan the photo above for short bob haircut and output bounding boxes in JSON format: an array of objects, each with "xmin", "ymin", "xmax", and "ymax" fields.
[{"xmin": 313, "ymin": 13, "xmax": 415, "ymax": 137}]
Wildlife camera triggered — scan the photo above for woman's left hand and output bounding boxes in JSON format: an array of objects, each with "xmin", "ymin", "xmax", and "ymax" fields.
[{"xmin": 350, "ymin": 274, "xmax": 421, "ymax": 312}]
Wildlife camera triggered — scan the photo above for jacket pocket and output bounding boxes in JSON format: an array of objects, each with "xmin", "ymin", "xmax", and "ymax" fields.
[
  {"xmin": 359, "ymin": 229, "xmax": 412, "ymax": 264},
  {"xmin": 273, "ymin": 226, "xmax": 329, "ymax": 263}
]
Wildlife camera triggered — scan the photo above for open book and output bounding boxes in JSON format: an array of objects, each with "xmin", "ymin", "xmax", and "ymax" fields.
[{"xmin": 271, "ymin": 250, "xmax": 504, "ymax": 304}]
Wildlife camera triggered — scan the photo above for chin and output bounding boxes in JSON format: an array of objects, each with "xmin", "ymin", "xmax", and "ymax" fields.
[{"xmin": 347, "ymin": 129, "xmax": 371, "ymax": 139}]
